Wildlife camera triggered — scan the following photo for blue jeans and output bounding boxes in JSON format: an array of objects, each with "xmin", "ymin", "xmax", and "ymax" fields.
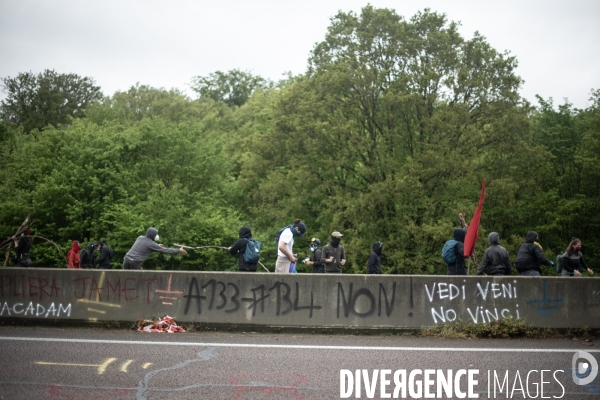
[{"xmin": 520, "ymin": 270, "xmax": 540, "ymax": 276}]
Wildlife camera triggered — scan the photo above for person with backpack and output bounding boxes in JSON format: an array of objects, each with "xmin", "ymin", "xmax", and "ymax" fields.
[
  {"xmin": 443, "ymin": 228, "xmax": 466, "ymax": 275},
  {"xmin": 67, "ymin": 240, "xmax": 81, "ymax": 269},
  {"xmin": 123, "ymin": 227, "xmax": 187, "ymax": 270},
  {"xmin": 559, "ymin": 238, "xmax": 594, "ymax": 277},
  {"xmin": 12, "ymin": 227, "xmax": 33, "ymax": 267},
  {"xmin": 228, "ymin": 226, "xmax": 259, "ymax": 272},
  {"xmin": 304, "ymin": 238, "xmax": 324, "ymax": 273},
  {"xmin": 323, "ymin": 231, "xmax": 346, "ymax": 273},
  {"xmin": 367, "ymin": 241, "xmax": 383, "ymax": 274},
  {"xmin": 515, "ymin": 231, "xmax": 554, "ymax": 276},
  {"xmin": 96, "ymin": 242, "xmax": 113, "ymax": 269},
  {"xmin": 275, "ymin": 219, "xmax": 307, "ymax": 273},
  {"xmin": 476, "ymin": 232, "xmax": 511, "ymax": 276},
  {"xmin": 80, "ymin": 242, "xmax": 98, "ymax": 269}
]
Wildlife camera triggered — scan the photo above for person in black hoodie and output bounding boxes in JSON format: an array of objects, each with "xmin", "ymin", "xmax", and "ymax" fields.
[
  {"xmin": 12, "ymin": 228, "xmax": 33, "ymax": 267},
  {"xmin": 304, "ymin": 238, "xmax": 324, "ymax": 273},
  {"xmin": 80, "ymin": 242, "xmax": 99, "ymax": 269},
  {"xmin": 515, "ymin": 230, "xmax": 554, "ymax": 276},
  {"xmin": 476, "ymin": 232, "xmax": 511, "ymax": 275},
  {"xmin": 368, "ymin": 241, "xmax": 383, "ymax": 274},
  {"xmin": 96, "ymin": 242, "xmax": 112, "ymax": 269},
  {"xmin": 447, "ymin": 228, "xmax": 466, "ymax": 275},
  {"xmin": 228, "ymin": 226, "xmax": 258, "ymax": 272}
]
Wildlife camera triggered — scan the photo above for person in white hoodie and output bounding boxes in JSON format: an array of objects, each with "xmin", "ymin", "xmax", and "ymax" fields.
[{"xmin": 123, "ymin": 227, "xmax": 187, "ymax": 270}]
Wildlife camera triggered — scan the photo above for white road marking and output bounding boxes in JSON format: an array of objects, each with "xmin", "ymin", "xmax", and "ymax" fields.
[{"xmin": 0, "ymin": 336, "xmax": 597, "ymax": 353}]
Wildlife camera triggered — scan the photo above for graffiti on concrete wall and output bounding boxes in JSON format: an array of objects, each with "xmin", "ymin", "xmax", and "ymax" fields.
[
  {"xmin": 0, "ymin": 301, "xmax": 71, "ymax": 317},
  {"xmin": 424, "ymin": 280, "xmax": 522, "ymax": 324},
  {"xmin": 0, "ymin": 272, "xmax": 577, "ymax": 327}
]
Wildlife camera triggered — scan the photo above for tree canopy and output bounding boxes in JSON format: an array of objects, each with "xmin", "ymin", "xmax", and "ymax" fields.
[
  {"xmin": 190, "ymin": 69, "xmax": 271, "ymax": 107},
  {"xmin": 0, "ymin": 69, "xmax": 103, "ymax": 133}
]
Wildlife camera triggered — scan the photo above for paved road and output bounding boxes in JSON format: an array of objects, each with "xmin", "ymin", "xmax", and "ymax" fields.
[{"xmin": 0, "ymin": 326, "xmax": 599, "ymax": 399}]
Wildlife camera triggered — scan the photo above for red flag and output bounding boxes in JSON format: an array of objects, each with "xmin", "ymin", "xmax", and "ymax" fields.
[{"xmin": 464, "ymin": 179, "xmax": 486, "ymax": 257}]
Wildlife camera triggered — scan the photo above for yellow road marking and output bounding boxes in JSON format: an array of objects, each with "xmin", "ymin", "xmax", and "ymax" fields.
[
  {"xmin": 98, "ymin": 358, "xmax": 116, "ymax": 374},
  {"xmin": 36, "ymin": 362, "xmax": 98, "ymax": 367},
  {"xmin": 36, "ymin": 357, "xmax": 117, "ymax": 374},
  {"xmin": 142, "ymin": 363, "xmax": 152, "ymax": 369},
  {"xmin": 97, "ymin": 271, "xmax": 106, "ymax": 302},
  {"xmin": 120, "ymin": 360, "xmax": 133, "ymax": 372}
]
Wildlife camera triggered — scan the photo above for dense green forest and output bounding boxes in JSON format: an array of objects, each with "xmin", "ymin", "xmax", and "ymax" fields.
[{"xmin": 1, "ymin": 7, "xmax": 598, "ymax": 274}]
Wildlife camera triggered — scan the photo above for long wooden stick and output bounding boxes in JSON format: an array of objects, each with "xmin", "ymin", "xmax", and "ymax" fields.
[
  {"xmin": 15, "ymin": 213, "xmax": 32, "ymax": 236},
  {"xmin": 174, "ymin": 243, "xmax": 270, "ymax": 272},
  {"xmin": 0, "ymin": 213, "xmax": 35, "ymax": 249},
  {"xmin": 258, "ymin": 261, "xmax": 270, "ymax": 273},
  {"xmin": 173, "ymin": 244, "xmax": 229, "ymax": 250},
  {"xmin": 32, "ymin": 235, "xmax": 68, "ymax": 267},
  {"xmin": 2, "ymin": 214, "xmax": 35, "ymax": 267},
  {"xmin": 3, "ymin": 235, "xmax": 67, "ymax": 267}
]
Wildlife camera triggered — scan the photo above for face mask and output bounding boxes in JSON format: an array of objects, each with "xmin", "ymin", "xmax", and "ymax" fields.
[
  {"xmin": 575, "ymin": 245, "xmax": 582, "ymax": 251},
  {"xmin": 154, "ymin": 234, "xmax": 160, "ymax": 242},
  {"xmin": 310, "ymin": 244, "xmax": 318, "ymax": 252}
]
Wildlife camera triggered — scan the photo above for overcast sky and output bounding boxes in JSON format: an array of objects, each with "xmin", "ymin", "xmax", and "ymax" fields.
[{"xmin": 1, "ymin": 0, "xmax": 599, "ymax": 109}]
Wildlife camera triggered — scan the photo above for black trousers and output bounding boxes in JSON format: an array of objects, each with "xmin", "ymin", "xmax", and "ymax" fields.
[{"xmin": 122, "ymin": 258, "xmax": 143, "ymax": 270}]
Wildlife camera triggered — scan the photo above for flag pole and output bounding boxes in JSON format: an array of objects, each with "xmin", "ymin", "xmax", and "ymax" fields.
[
  {"xmin": 459, "ymin": 213, "xmax": 478, "ymax": 274},
  {"xmin": 461, "ymin": 179, "xmax": 487, "ymax": 274}
]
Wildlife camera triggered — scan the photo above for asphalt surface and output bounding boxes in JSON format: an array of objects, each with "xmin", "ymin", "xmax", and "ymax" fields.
[{"xmin": 0, "ymin": 326, "xmax": 599, "ymax": 399}]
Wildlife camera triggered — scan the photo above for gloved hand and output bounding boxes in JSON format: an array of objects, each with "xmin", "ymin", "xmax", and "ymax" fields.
[{"xmin": 549, "ymin": 261, "xmax": 555, "ymax": 266}]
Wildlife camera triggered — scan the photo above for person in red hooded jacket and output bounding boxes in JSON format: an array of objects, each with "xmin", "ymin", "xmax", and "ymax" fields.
[{"xmin": 67, "ymin": 240, "xmax": 81, "ymax": 269}]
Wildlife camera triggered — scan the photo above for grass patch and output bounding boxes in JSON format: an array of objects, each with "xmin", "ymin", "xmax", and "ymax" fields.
[{"xmin": 420, "ymin": 318, "xmax": 564, "ymax": 339}]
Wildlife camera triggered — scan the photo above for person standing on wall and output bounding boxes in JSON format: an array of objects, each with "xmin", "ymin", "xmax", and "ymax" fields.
[
  {"xmin": 304, "ymin": 238, "xmax": 324, "ymax": 273},
  {"xmin": 228, "ymin": 226, "xmax": 258, "ymax": 272},
  {"xmin": 67, "ymin": 240, "xmax": 81, "ymax": 269},
  {"xmin": 367, "ymin": 241, "xmax": 383, "ymax": 274},
  {"xmin": 476, "ymin": 232, "xmax": 511, "ymax": 275},
  {"xmin": 446, "ymin": 228, "xmax": 467, "ymax": 275},
  {"xmin": 123, "ymin": 227, "xmax": 187, "ymax": 270},
  {"xmin": 275, "ymin": 219, "xmax": 307, "ymax": 273},
  {"xmin": 96, "ymin": 242, "xmax": 112, "ymax": 269},
  {"xmin": 515, "ymin": 230, "xmax": 554, "ymax": 276},
  {"xmin": 12, "ymin": 228, "xmax": 33, "ymax": 267},
  {"xmin": 560, "ymin": 237, "xmax": 594, "ymax": 277},
  {"xmin": 80, "ymin": 242, "xmax": 99, "ymax": 269},
  {"xmin": 323, "ymin": 231, "xmax": 346, "ymax": 273}
]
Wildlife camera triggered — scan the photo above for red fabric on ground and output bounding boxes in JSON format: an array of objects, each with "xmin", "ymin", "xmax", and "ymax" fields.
[{"xmin": 137, "ymin": 315, "xmax": 185, "ymax": 333}]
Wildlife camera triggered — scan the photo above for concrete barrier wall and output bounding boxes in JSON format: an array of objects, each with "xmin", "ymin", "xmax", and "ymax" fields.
[{"xmin": 0, "ymin": 268, "xmax": 598, "ymax": 329}]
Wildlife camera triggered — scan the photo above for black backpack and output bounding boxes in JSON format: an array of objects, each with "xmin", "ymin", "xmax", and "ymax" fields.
[{"xmin": 80, "ymin": 248, "xmax": 90, "ymax": 264}]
